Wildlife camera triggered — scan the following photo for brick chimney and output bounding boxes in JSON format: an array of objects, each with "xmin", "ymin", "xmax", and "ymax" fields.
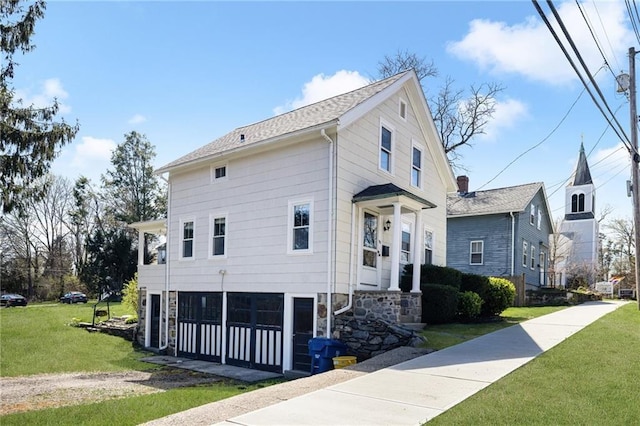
[{"xmin": 457, "ymin": 175, "xmax": 469, "ymax": 193}]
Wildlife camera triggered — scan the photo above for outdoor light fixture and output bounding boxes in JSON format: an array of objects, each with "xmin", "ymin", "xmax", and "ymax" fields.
[{"xmin": 384, "ymin": 219, "xmax": 391, "ymax": 231}]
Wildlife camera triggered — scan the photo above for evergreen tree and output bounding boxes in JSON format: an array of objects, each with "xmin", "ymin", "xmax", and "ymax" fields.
[{"xmin": 1, "ymin": 0, "xmax": 80, "ymax": 212}]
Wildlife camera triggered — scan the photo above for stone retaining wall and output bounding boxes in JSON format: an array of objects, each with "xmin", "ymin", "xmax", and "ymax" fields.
[{"xmin": 352, "ymin": 291, "xmax": 421, "ymax": 323}]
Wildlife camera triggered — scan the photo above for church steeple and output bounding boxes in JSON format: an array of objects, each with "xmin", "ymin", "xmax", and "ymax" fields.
[{"xmin": 571, "ymin": 142, "xmax": 593, "ymax": 186}]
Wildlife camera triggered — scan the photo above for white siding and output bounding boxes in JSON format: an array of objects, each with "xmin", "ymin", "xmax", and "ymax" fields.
[
  {"xmin": 168, "ymin": 137, "xmax": 330, "ymax": 294},
  {"xmin": 334, "ymin": 86, "xmax": 449, "ymax": 292}
]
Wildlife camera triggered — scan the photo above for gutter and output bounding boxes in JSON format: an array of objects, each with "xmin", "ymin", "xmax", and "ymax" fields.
[
  {"xmin": 321, "ymin": 129, "xmax": 335, "ymax": 337},
  {"xmin": 510, "ymin": 212, "xmax": 515, "ymax": 276},
  {"xmin": 159, "ymin": 174, "xmax": 170, "ymax": 351},
  {"xmin": 334, "ymin": 202, "xmax": 356, "ymax": 316}
]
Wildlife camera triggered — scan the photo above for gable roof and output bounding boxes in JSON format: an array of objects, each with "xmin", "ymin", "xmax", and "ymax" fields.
[
  {"xmin": 157, "ymin": 71, "xmax": 411, "ymax": 174},
  {"xmin": 447, "ymin": 182, "xmax": 545, "ymax": 217},
  {"xmin": 570, "ymin": 142, "xmax": 593, "ymax": 186}
]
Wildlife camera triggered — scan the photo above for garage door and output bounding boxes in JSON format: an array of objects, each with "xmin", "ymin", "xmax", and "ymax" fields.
[
  {"xmin": 226, "ymin": 293, "xmax": 283, "ymax": 373},
  {"xmin": 177, "ymin": 292, "xmax": 223, "ymax": 362}
]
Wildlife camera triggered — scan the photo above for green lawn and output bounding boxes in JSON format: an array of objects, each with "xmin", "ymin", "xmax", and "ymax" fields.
[
  {"xmin": 0, "ymin": 302, "xmax": 281, "ymax": 424},
  {"xmin": 427, "ymin": 302, "xmax": 640, "ymax": 425},
  {"xmin": 420, "ymin": 305, "xmax": 568, "ymax": 350}
]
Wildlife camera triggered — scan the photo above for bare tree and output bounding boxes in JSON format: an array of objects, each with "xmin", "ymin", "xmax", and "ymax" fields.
[{"xmin": 377, "ymin": 50, "xmax": 504, "ymax": 168}]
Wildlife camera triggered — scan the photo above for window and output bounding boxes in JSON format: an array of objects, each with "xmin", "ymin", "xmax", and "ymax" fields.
[
  {"xmin": 210, "ymin": 215, "xmax": 226, "ymax": 257},
  {"xmin": 399, "ymin": 98, "xmax": 407, "ymax": 120},
  {"xmin": 289, "ymin": 200, "xmax": 313, "ymax": 253},
  {"xmin": 181, "ymin": 220, "xmax": 194, "ymax": 259},
  {"xmin": 530, "ymin": 245, "xmax": 535, "ymax": 269},
  {"xmin": 539, "ymin": 252, "xmax": 546, "ymax": 285},
  {"xmin": 424, "ymin": 229, "xmax": 433, "ymax": 265},
  {"xmin": 411, "ymin": 144, "xmax": 422, "ymax": 188},
  {"xmin": 522, "ymin": 241, "xmax": 528, "ymax": 267},
  {"xmin": 530, "ymin": 205, "xmax": 536, "ymax": 225},
  {"xmin": 362, "ymin": 212, "xmax": 377, "ymax": 267},
  {"xmin": 470, "ymin": 240, "xmax": 483, "ymax": 265},
  {"xmin": 571, "ymin": 193, "xmax": 585, "ymax": 212},
  {"xmin": 211, "ymin": 164, "xmax": 227, "ymax": 182},
  {"xmin": 379, "ymin": 122, "xmax": 393, "ymax": 173},
  {"xmin": 401, "ymin": 222, "xmax": 411, "ymax": 263},
  {"xmin": 537, "ymin": 209, "xmax": 542, "ymax": 230}
]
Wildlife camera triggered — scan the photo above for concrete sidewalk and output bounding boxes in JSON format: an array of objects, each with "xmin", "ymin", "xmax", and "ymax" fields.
[{"xmin": 213, "ymin": 300, "xmax": 625, "ymax": 426}]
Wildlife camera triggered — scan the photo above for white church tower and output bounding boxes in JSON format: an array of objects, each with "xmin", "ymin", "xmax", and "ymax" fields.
[{"xmin": 557, "ymin": 143, "xmax": 599, "ymax": 286}]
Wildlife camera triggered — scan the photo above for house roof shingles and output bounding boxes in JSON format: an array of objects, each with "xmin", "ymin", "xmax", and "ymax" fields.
[
  {"xmin": 447, "ymin": 182, "xmax": 543, "ymax": 217},
  {"xmin": 157, "ymin": 71, "xmax": 410, "ymax": 173}
]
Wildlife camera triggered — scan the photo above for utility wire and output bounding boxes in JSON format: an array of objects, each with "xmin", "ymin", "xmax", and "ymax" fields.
[
  {"xmin": 545, "ymin": 0, "xmax": 633, "ymax": 151},
  {"xmin": 577, "ymin": 0, "xmax": 620, "ymax": 82}
]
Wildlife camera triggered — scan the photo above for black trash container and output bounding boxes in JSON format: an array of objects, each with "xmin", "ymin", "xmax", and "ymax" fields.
[{"xmin": 308, "ymin": 337, "xmax": 349, "ymax": 375}]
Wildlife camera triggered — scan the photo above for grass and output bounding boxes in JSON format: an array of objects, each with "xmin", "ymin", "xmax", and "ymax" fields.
[
  {"xmin": 427, "ymin": 302, "xmax": 640, "ymax": 425},
  {"xmin": 420, "ymin": 305, "xmax": 568, "ymax": 350},
  {"xmin": 0, "ymin": 301, "xmax": 150, "ymax": 377},
  {"xmin": 1, "ymin": 301, "xmax": 283, "ymax": 424}
]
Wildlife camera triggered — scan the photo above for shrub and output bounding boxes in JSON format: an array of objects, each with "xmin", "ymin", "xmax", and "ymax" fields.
[
  {"xmin": 401, "ymin": 264, "xmax": 462, "ymax": 291},
  {"xmin": 482, "ymin": 277, "xmax": 516, "ymax": 316},
  {"xmin": 422, "ymin": 284, "xmax": 459, "ymax": 324},
  {"xmin": 458, "ymin": 291, "xmax": 483, "ymax": 320},
  {"xmin": 460, "ymin": 272, "xmax": 489, "ymax": 298},
  {"xmin": 122, "ymin": 273, "xmax": 139, "ymax": 315}
]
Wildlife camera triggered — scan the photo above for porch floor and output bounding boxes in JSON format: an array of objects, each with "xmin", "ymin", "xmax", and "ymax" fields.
[{"xmin": 140, "ymin": 356, "xmax": 282, "ymax": 383}]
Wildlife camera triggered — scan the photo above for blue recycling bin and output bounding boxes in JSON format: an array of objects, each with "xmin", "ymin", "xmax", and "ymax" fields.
[{"xmin": 308, "ymin": 337, "xmax": 349, "ymax": 375}]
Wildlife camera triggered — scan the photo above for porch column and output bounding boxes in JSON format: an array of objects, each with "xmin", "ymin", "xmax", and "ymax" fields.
[
  {"xmin": 137, "ymin": 230, "xmax": 145, "ymax": 266},
  {"xmin": 389, "ymin": 202, "xmax": 402, "ymax": 291},
  {"xmin": 411, "ymin": 210, "xmax": 422, "ymax": 293}
]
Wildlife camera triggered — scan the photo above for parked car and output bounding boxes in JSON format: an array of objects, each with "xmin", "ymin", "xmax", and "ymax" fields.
[
  {"xmin": 60, "ymin": 291, "xmax": 88, "ymax": 304},
  {"xmin": 1, "ymin": 294, "xmax": 28, "ymax": 307}
]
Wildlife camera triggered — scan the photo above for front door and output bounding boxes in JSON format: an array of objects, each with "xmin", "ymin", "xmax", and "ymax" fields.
[
  {"xmin": 150, "ymin": 294, "xmax": 161, "ymax": 348},
  {"xmin": 361, "ymin": 211, "xmax": 380, "ymax": 286},
  {"xmin": 292, "ymin": 298, "xmax": 314, "ymax": 372}
]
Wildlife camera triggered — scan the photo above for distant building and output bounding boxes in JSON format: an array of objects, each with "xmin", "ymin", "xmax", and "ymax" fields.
[{"xmin": 552, "ymin": 143, "xmax": 599, "ymax": 287}]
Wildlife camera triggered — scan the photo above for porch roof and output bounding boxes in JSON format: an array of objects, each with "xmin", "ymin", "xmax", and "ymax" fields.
[{"xmin": 352, "ymin": 183, "xmax": 437, "ymax": 209}]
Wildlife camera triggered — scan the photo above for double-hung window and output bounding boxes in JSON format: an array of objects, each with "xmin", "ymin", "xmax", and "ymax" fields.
[
  {"xmin": 530, "ymin": 245, "xmax": 536, "ymax": 269},
  {"xmin": 289, "ymin": 200, "xmax": 313, "ymax": 253},
  {"xmin": 530, "ymin": 205, "xmax": 536, "ymax": 225},
  {"xmin": 401, "ymin": 222, "xmax": 411, "ymax": 263},
  {"xmin": 379, "ymin": 122, "xmax": 393, "ymax": 173},
  {"xmin": 470, "ymin": 240, "xmax": 483, "ymax": 265},
  {"xmin": 210, "ymin": 214, "xmax": 226, "ymax": 257},
  {"xmin": 424, "ymin": 229, "xmax": 433, "ymax": 265},
  {"xmin": 211, "ymin": 164, "xmax": 228, "ymax": 183},
  {"xmin": 411, "ymin": 144, "xmax": 423, "ymax": 188},
  {"xmin": 523, "ymin": 241, "xmax": 528, "ymax": 267},
  {"xmin": 181, "ymin": 220, "xmax": 194, "ymax": 259}
]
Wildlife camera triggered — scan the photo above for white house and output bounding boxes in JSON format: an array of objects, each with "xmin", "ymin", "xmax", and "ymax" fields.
[{"xmin": 130, "ymin": 70, "xmax": 456, "ymax": 374}]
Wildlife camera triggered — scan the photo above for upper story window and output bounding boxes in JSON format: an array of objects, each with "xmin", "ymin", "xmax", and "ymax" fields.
[
  {"xmin": 424, "ymin": 229, "xmax": 433, "ymax": 265},
  {"xmin": 571, "ymin": 193, "xmax": 585, "ymax": 212},
  {"xmin": 522, "ymin": 240, "xmax": 528, "ymax": 267},
  {"xmin": 399, "ymin": 98, "xmax": 407, "ymax": 121},
  {"xmin": 470, "ymin": 240, "xmax": 483, "ymax": 265},
  {"xmin": 211, "ymin": 164, "xmax": 227, "ymax": 183},
  {"xmin": 181, "ymin": 220, "xmax": 194, "ymax": 259},
  {"xmin": 379, "ymin": 121, "xmax": 393, "ymax": 173},
  {"xmin": 411, "ymin": 144, "xmax": 423, "ymax": 188},
  {"xmin": 210, "ymin": 214, "xmax": 227, "ymax": 257},
  {"xmin": 289, "ymin": 200, "xmax": 313, "ymax": 254},
  {"xmin": 401, "ymin": 222, "xmax": 411, "ymax": 263},
  {"xmin": 537, "ymin": 209, "xmax": 542, "ymax": 230},
  {"xmin": 530, "ymin": 205, "xmax": 536, "ymax": 225}
]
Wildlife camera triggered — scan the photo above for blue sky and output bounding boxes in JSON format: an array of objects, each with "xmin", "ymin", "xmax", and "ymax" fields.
[{"xmin": 12, "ymin": 0, "xmax": 638, "ymax": 226}]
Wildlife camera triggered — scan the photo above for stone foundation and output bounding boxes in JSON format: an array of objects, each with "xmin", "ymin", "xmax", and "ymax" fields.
[
  {"xmin": 136, "ymin": 287, "xmax": 147, "ymax": 346},
  {"xmin": 353, "ymin": 291, "xmax": 421, "ymax": 323},
  {"xmin": 167, "ymin": 291, "xmax": 177, "ymax": 352}
]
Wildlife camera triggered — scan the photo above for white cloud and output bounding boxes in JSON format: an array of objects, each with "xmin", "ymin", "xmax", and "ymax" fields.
[
  {"xmin": 447, "ymin": 1, "xmax": 633, "ymax": 86},
  {"xmin": 273, "ymin": 70, "xmax": 370, "ymax": 115},
  {"xmin": 15, "ymin": 78, "xmax": 72, "ymax": 114},
  {"xmin": 71, "ymin": 136, "xmax": 116, "ymax": 169},
  {"xmin": 477, "ymin": 98, "xmax": 528, "ymax": 142},
  {"xmin": 128, "ymin": 114, "xmax": 147, "ymax": 124}
]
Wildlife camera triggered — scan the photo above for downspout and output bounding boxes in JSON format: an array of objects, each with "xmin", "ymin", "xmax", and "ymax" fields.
[
  {"xmin": 334, "ymin": 202, "xmax": 356, "ymax": 315},
  {"xmin": 160, "ymin": 174, "xmax": 170, "ymax": 351},
  {"xmin": 321, "ymin": 129, "xmax": 334, "ymax": 337},
  {"xmin": 510, "ymin": 212, "xmax": 515, "ymax": 276}
]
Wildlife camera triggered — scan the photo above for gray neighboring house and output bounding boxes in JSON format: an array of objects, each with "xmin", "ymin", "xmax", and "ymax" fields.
[{"xmin": 446, "ymin": 176, "xmax": 554, "ymax": 290}]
